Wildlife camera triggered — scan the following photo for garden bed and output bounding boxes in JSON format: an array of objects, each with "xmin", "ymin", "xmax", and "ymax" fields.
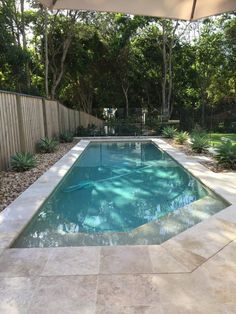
[
  {"xmin": 165, "ymin": 139, "xmax": 236, "ymax": 173},
  {"xmin": 0, "ymin": 140, "xmax": 79, "ymax": 213}
]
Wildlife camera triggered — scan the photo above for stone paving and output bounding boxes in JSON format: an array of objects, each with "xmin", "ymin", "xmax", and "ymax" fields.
[{"xmin": 0, "ymin": 138, "xmax": 236, "ymax": 313}]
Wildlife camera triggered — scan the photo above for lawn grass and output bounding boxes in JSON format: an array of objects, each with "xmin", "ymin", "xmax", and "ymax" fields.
[{"xmin": 208, "ymin": 133, "xmax": 236, "ymax": 147}]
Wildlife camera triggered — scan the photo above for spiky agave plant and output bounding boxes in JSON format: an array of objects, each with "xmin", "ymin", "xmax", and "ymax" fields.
[
  {"xmin": 59, "ymin": 132, "xmax": 74, "ymax": 143},
  {"xmin": 10, "ymin": 152, "xmax": 37, "ymax": 172},
  {"xmin": 215, "ymin": 140, "xmax": 236, "ymax": 169},
  {"xmin": 161, "ymin": 126, "xmax": 177, "ymax": 139},
  {"xmin": 191, "ymin": 134, "xmax": 209, "ymax": 153},
  {"xmin": 174, "ymin": 131, "xmax": 189, "ymax": 144},
  {"xmin": 37, "ymin": 137, "xmax": 59, "ymax": 153}
]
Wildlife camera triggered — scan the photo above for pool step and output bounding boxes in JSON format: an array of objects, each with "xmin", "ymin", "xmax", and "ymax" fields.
[
  {"xmin": 41, "ymin": 196, "xmax": 228, "ymax": 247},
  {"xmin": 130, "ymin": 195, "xmax": 228, "ymax": 244},
  {"xmin": 14, "ymin": 196, "xmax": 228, "ymax": 248}
]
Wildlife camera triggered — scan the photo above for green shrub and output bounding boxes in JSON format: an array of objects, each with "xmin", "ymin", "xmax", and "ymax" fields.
[
  {"xmin": 191, "ymin": 134, "xmax": 209, "ymax": 153},
  {"xmin": 88, "ymin": 123, "xmax": 97, "ymax": 135},
  {"xmin": 215, "ymin": 140, "xmax": 236, "ymax": 169},
  {"xmin": 10, "ymin": 152, "xmax": 37, "ymax": 172},
  {"xmin": 76, "ymin": 124, "xmax": 101, "ymax": 136},
  {"xmin": 37, "ymin": 137, "xmax": 59, "ymax": 153},
  {"xmin": 174, "ymin": 131, "xmax": 189, "ymax": 144},
  {"xmin": 59, "ymin": 131, "xmax": 74, "ymax": 143},
  {"xmin": 191, "ymin": 124, "xmax": 206, "ymax": 135},
  {"xmin": 162, "ymin": 126, "xmax": 177, "ymax": 138},
  {"xmin": 115, "ymin": 123, "xmax": 141, "ymax": 136},
  {"xmin": 76, "ymin": 126, "xmax": 88, "ymax": 136},
  {"xmin": 76, "ymin": 124, "xmax": 97, "ymax": 136}
]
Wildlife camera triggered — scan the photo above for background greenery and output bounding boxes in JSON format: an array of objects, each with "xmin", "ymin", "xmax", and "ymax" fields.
[{"xmin": 0, "ymin": 1, "xmax": 235, "ymax": 131}]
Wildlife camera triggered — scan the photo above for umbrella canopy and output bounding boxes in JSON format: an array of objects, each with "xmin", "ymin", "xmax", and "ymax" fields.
[{"xmin": 39, "ymin": 0, "xmax": 235, "ymax": 20}]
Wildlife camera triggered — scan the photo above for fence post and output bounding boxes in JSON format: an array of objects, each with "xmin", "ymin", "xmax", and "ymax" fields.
[
  {"xmin": 79, "ymin": 110, "xmax": 81, "ymax": 127},
  {"xmin": 67, "ymin": 108, "xmax": 70, "ymax": 132},
  {"xmin": 57, "ymin": 101, "xmax": 61, "ymax": 134},
  {"xmin": 42, "ymin": 98, "xmax": 48, "ymax": 138},
  {"xmin": 74, "ymin": 110, "xmax": 76, "ymax": 134},
  {"xmin": 16, "ymin": 94, "xmax": 26, "ymax": 153}
]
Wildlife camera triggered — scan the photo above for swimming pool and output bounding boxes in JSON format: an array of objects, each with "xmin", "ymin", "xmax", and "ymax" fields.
[{"xmin": 13, "ymin": 141, "xmax": 228, "ymax": 247}]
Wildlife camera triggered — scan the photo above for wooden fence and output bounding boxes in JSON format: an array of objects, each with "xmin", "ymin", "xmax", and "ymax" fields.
[{"xmin": 0, "ymin": 90, "xmax": 103, "ymax": 170}]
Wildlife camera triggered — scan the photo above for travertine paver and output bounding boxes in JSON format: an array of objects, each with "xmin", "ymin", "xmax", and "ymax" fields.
[
  {"xmin": 215, "ymin": 205, "xmax": 236, "ymax": 224},
  {"xmin": 100, "ymin": 245, "xmax": 152, "ymax": 274},
  {"xmin": 95, "ymin": 239, "xmax": 236, "ymax": 311},
  {"xmin": 161, "ymin": 239, "xmax": 207, "ymax": 272},
  {"xmin": 0, "ymin": 277, "xmax": 40, "ymax": 313},
  {"xmin": 0, "ymin": 233, "xmax": 16, "ymax": 249},
  {"xmin": 0, "ymin": 219, "xmax": 27, "ymax": 248},
  {"xmin": 162, "ymin": 217, "xmax": 236, "ymax": 260},
  {"xmin": 27, "ymin": 276, "xmax": 97, "ymax": 314},
  {"xmin": 42, "ymin": 247, "xmax": 100, "ymax": 276},
  {"xmin": 0, "ymin": 197, "xmax": 45, "ymax": 222},
  {"xmin": 96, "ymin": 305, "xmax": 165, "ymax": 314},
  {"xmin": 148, "ymin": 245, "xmax": 189, "ymax": 273},
  {"xmin": 97, "ymin": 274, "xmax": 161, "ymax": 306},
  {"xmin": 0, "ymin": 219, "xmax": 26, "ymax": 234},
  {"xmin": 0, "ymin": 248, "xmax": 51, "ymax": 278}
]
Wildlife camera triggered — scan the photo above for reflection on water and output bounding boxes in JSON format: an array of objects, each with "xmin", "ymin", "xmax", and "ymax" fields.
[{"xmin": 12, "ymin": 142, "xmax": 227, "ymax": 248}]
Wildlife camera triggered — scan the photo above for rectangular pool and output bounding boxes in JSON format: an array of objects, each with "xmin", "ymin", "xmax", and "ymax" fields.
[{"xmin": 12, "ymin": 141, "xmax": 227, "ymax": 247}]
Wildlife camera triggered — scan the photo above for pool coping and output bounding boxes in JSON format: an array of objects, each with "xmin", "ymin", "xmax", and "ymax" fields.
[{"xmin": 0, "ymin": 137, "xmax": 236, "ymax": 275}]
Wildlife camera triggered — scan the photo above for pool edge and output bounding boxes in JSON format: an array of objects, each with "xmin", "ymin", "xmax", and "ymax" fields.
[{"xmin": 0, "ymin": 137, "xmax": 235, "ymax": 272}]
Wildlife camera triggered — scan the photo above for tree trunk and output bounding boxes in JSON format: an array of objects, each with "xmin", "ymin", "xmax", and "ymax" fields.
[
  {"xmin": 160, "ymin": 21, "xmax": 180, "ymax": 121},
  {"xmin": 44, "ymin": 8, "xmax": 49, "ymax": 98},
  {"xmin": 167, "ymin": 22, "xmax": 179, "ymax": 117},
  {"xmin": 162, "ymin": 24, "xmax": 168, "ymax": 120},
  {"xmin": 122, "ymin": 83, "xmax": 129, "ymax": 117},
  {"xmin": 20, "ymin": 0, "xmax": 30, "ymax": 91},
  {"xmin": 50, "ymin": 36, "xmax": 72, "ymax": 99},
  {"xmin": 200, "ymin": 87, "xmax": 206, "ymax": 127},
  {"xmin": 49, "ymin": 11, "xmax": 79, "ymax": 99}
]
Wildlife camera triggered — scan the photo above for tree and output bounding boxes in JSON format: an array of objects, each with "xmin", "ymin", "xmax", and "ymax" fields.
[
  {"xmin": 0, "ymin": 2, "xmax": 235, "ymax": 128},
  {"xmin": 46, "ymin": 11, "xmax": 81, "ymax": 99}
]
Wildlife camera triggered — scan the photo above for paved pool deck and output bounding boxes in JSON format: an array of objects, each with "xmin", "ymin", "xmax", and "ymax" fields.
[{"xmin": 0, "ymin": 137, "xmax": 236, "ymax": 313}]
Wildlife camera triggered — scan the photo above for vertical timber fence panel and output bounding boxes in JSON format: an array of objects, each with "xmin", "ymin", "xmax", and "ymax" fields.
[
  {"xmin": 20, "ymin": 95, "xmax": 45, "ymax": 153},
  {"xmin": 0, "ymin": 91, "xmax": 103, "ymax": 170},
  {"xmin": 78, "ymin": 111, "xmax": 103, "ymax": 128},
  {"xmin": 68, "ymin": 109, "xmax": 76, "ymax": 134},
  {"xmin": 79, "ymin": 111, "xmax": 89, "ymax": 128},
  {"xmin": 45, "ymin": 100, "xmax": 59, "ymax": 138},
  {"xmin": 58, "ymin": 103, "xmax": 69, "ymax": 133},
  {"xmin": 0, "ymin": 92, "xmax": 21, "ymax": 169}
]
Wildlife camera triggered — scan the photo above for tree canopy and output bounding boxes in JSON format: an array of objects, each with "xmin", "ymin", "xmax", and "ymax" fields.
[{"xmin": 0, "ymin": 1, "xmax": 235, "ymax": 129}]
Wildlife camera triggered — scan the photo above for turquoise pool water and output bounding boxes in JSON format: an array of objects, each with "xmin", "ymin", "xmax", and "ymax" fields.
[{"xmin": 13, "ymin": 142, "xmax": 227, "ymax": 247}]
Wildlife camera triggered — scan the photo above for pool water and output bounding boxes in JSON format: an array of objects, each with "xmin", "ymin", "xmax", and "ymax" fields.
[{"xmin": 13, "ymin": 142, "xmax": 227, "ymax": 247}]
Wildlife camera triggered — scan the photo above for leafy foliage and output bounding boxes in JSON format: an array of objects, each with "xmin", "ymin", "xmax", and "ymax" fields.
[
  {"xmin": 215, "ymin": 140, "xmax": 236, "ymax": 169},
  {"xmin": 10, "ymin": 152, "xmax": 37, "ymax": 172},
  {"xmin": 174, "ymin": 131, "xmax": 189, "ymax": 144},
  {"xmin": 59, "ymin": 132, "xmax": 74, "ymax": 143},
  {"xmin": 191, "ymin": 134, "xmax": 209, "ymax": 153},
  {"xmin": 161, "ymin": 126, "xmax": 177, "ymax": 138},
  {"xmin": 37, "ymin": 138, "xmax": 59, "ymax": 153},
  {"xmin": 0, "ymin": 4, "xmax": 235, "ymax": 128},
  {"xmin": 76, "ymin": 124, "xmax": 97, "ymax": 136},
  {"xmin": 76, "ymin": 126, "xmax": 89, "ymax": 136}
]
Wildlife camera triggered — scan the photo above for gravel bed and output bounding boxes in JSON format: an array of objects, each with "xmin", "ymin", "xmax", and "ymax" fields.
[
  {"xmin": 164, "ymin": 139, "xmax": 235, "ymax": 173},
  {"xmin": 0, "ymin": 141, "xmax": 79, "ymax": 213}
]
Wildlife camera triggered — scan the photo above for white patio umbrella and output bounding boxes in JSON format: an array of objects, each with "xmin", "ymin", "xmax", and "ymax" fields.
[{"xmin": 39, "ymin": 0, "xmax": 235, "ymax": 20}]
